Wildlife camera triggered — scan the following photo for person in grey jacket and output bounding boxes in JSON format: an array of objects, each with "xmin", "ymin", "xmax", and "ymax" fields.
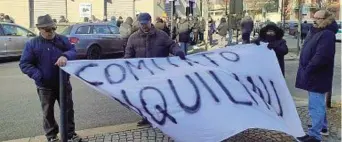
[
  {"xmin": 191, "ymin": 17, "xmax": 200, "ymax": 44},
  {"xmin": 199, "ymin": 17, "xmax": 206, "ymax": 43},
  {"xmin": 132, "ymin": 16, "xmax": 140, "ymax": 33},
  {"xmin": 119, "ymin": 17, "xmax": 133, "ymax": 39},
  {"xmin": 216, "ymin": 17, "xmax": 229, "ymax": 46},
  {"xmin": 177, "ymin": 17, "xmax": 192, "ymax": 54},
  {"xmin": 119, "ymin": 17, "xmax": 133, "ymax": 53}
]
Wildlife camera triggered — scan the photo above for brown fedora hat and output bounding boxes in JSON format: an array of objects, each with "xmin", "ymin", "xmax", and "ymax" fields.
[{"xmin": 36, "ymin": 14, "xmax": 56, "ymax": 28}]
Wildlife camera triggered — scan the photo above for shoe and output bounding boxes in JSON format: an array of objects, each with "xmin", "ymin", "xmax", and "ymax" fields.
[
  {"xmin": 297, "ymin": 135, "xmax": 321, "ymax": 142},
  {"xmin": 297, "ymin": 134, "xmax": 310, "ymax": 141},
  {"xmin": 307, "ymin": 125, "xmax": 329, "ymax": 136},
  {"xmin": 303, "ymin": 136, "xmax": 321, "ymax": 142},
  {"xmin": 47, "ymin": 136, "xmax": 59, "ymax": 142},
  {"xmin": 320, "ymin": 128, "xmax": 329, "ymax": 136},
  {"xmin": 68, "ymin": 133, "xmax": 81, "ymax": 142},
  {"xmin": 137, "ymin": 118, "xmax": 150, "ymax": 126}
]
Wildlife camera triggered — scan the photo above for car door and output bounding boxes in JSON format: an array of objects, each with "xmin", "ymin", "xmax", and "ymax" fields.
[
  {"xmin": 93, "ymin": 25, "xmax": 115, "ymax": 54},
  {"xmin": 73, "ymin": 25, "xmax": 93, "ymax": 55},
  {"xmin": 0, "ymin": 26, "xmax": 7, "ymax": 57},
  {"xmin": 108, "ymin": 25, "xmax": 125, "ymax": 52},
  {"xmin": 1, "ymin": 24, "xmax": 35, "ymax": 56}
]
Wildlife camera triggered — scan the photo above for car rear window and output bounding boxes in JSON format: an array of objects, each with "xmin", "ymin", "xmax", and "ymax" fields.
[
  {"xmin": 76, "ymin": 26, "xmax": 92, "ymax": 34},
  {"xmin": 59, "ymin": 25, "xmax": 73, "ymax": 35}
]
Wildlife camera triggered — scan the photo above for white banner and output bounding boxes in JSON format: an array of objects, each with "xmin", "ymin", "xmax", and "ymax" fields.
[
  {"xmin": 62, "ymin": 44, "xmax": 305, "ymax": 142},
  {"xmin": 79, "ymin": 3, "xmax": 92, "ymax": 18}
]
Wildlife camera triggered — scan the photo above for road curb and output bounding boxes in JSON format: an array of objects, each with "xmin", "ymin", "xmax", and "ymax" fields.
[{"xmin": 4, "ymin": 122, "xmax": 143, "ymax": 142}]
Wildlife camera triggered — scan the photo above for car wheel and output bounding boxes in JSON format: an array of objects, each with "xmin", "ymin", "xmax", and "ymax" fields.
[{"xmin": 87, "ymin": 45, "xmax": 101, "ymax": 59}]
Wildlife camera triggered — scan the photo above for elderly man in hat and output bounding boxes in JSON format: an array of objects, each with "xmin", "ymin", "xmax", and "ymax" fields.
[
  {"xmin": 124, "ymin": 13, "xmax": 185, "ymax": 126},
  {"xmin": 19, "ymin": 14, "xmax": 80, "ymax": 142}
]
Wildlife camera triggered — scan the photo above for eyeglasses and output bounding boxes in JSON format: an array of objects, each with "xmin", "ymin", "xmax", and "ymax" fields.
[
  {"xmin": 314, "ymin": 17, "xmax": 325, "ymax": 20},
  {"xmin": 41, "ymin": 27, "xmax": 57, "ymax": 32}
]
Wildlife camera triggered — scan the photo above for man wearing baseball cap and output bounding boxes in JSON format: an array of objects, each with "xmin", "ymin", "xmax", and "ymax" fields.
[{"xmin": 124, "ymin": 12, "xmax": 185, "ymax": 126}]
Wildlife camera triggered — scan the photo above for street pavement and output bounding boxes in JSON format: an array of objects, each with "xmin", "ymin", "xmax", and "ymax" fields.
[{"xmin": 0, "ymin": 36, "xmax": 340, "ymax": 141}]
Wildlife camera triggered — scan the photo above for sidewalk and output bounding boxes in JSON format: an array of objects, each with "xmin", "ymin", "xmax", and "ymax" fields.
[{"xmin": 6, "ymin": 103, "xmax": 341, "ymax": 142}]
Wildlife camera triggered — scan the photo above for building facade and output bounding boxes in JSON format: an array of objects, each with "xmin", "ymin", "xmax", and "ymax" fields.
[
  {"xmin": 289, "ymin": 0, "xmax": 340, "ymax": 21},
  {"xmin": 0, "ymin": 0, "xmax": 209, "ymax": 31},
  {"xmin": 0, "ymin": 0, "xmax": 135, "ymax": 29}
]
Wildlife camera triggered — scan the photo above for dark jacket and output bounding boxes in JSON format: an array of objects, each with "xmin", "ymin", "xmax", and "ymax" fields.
[
  {"xmin": 295, "ymin": 21, "xmax": 338, "ymax": 93},
  {"xmin": 217, "ymin": 21, "xmax": 229, "ymax": 37},
  {"xmin": 208, "ymin": 21, "xmax": 216, "ymax": 35},
  {"xmin": 171, "ymin": 20, "xmax": 178, "ymax": 40},
  {"xmin": 259, "ymin": 24, "xmax": 288, "ymax": 75},
  {"xmin": 155, "ymin": 21, "xmax": 170, "ymax": 35},
  {"xmin": 228, "ymin": 15, "xmax": 237, "ymax": 30},
  {"xmin": 124, "ymin": 26, "xmax": 183, "ymax": 58},
  {"xmin": 177, "ymin": 19, "xmax": 192, "ymax": 43},
  {"xmin": 19, "ymin": 35, "xmax": 76, "ymax": 89},
  {"xmin": 301, "ymin": 23, "xmax": 311, "ymax": 34},
  {"xmin": 117, "ymin": 20, "xmax": 123, "ymax": 27}
]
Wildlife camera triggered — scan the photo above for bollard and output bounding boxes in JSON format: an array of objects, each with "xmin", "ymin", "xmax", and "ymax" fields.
[
  {"xmin": 59, "ymin": 69, "xmax": 68, "ymax": 142},
  {"xmin": 326, "ymin": 91, "xmax": 332, "ymax": 108}
]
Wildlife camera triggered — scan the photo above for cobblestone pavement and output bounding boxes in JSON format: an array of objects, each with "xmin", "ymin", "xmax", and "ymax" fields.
[{"xmin": 80, "ymin": 104, "xmax": 341, "ymax": 142}]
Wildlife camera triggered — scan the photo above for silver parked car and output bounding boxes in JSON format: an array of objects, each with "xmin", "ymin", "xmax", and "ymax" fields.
[
  {"xmin": 0, "ymin": 23, "xmax": 36, "ymax": 59},
  {"xmin": 58, "ymin": 22, "xmax": 126, "ymax": 59}
]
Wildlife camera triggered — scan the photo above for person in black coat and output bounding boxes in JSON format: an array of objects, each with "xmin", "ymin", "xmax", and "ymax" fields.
[
  {"xmin": 296, "ymin": 10, "xmax": 338, "ymax": 142},
  {"xmin": 256, "ymin": 24, "xmax": 288, "ymax": 76}
]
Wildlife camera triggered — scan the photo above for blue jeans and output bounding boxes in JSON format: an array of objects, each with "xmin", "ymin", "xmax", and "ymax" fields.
[
  {"xmin": 308, "ymin": 91, "xmax": 327, "ymax": 141},
  {"xmin": 179, "ymin": 42, "xmax": 188, "ymax": 55}
]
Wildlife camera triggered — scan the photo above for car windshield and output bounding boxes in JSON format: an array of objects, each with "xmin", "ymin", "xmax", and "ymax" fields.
[{"xmin": 58, "ymin": 25, "xmax": 73, "ymax": 35}]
